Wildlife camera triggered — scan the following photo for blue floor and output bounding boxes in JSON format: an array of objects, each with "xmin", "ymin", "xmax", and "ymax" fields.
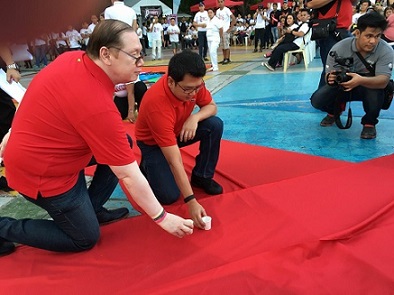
[{"xmin": 213, "ymin": 61, "xmax": 394, "ymax": 163}]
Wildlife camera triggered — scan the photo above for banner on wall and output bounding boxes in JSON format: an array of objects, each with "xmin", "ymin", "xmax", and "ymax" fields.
[{"xmin": 140, "ymin": 6, "xmax": 163, "ymax": 18}]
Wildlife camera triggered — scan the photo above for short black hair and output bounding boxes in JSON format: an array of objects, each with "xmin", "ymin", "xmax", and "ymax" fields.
[
  {"xmin": 168, "ymin": 50, "xmax": 206, "ymax": 82},
  {"xmin": 357, "ymin": 11, "xmax": 388, "ymax": 32}
]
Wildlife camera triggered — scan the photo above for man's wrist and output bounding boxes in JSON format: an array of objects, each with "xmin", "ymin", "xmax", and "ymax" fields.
[
  {"xmin": 184, "ymin": 194, "xmax": 196, "ymax": 203},
  {"xmin": 6, "ymin": 63, "xmax": 18, "ymax": 70}
]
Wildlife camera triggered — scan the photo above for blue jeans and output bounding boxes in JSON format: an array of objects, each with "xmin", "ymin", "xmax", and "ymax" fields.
[
  {"xmin": 310, "ymin": 84, "xmax": 384, "ymax": 125},
  {"xmin": 198, "ymin": 31, "xmax": 208, "ymax": 58},
  {"xmin": 137, "ymin": 116, "xmax": 223, "ymax": 205},
  {"xmin": 0, "ymin": 143, "xmax": 132, "ymax": 252}
]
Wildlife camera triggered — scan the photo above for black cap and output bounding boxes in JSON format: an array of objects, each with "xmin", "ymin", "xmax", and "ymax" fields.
[{"xmin": 199, "ymin": 2, "xmax": 205, "ymax": 6}]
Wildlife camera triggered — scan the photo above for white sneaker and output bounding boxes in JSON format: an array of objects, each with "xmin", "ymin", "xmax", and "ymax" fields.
[{"xmin": 262, "ymin": 62, "xmax": 275, "ymax": 72}]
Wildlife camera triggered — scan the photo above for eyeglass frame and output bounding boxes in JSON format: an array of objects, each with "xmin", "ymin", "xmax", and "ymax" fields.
[
  {"xmin": 109, "ymin": 47, "xmax": 144, "ymax": 65},
  {"xmin": 175, "ymin": 79, "xmax": 205, "ymax": 95}
]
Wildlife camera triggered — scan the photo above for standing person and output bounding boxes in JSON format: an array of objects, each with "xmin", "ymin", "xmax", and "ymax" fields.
[
  {"xmin": 135, "ymin": 50, "xmax": 224, "ymax": 229},
  {"xmin": 32, "ymin": 36, "xmax": 48, "ymax": 69},
  {"xmin": 0, "ymin": 20, "xmax": 194, "ymax": 257},
  {"xmin": 179, "ymin": 17, "xmax": 190, "ymax": 50},
  {"xmin": 310, "ymin": 12, "xmax": 393, "ymax": 139},
  {"xmin": 105, "ymin": 0, "xmax": 140, "ymax": 122},
  {"xmin": 88, "ymin": 15, "xmax": 99, "ymax": 33},
  {"xmin": 306, "ymin": 0, "xmax": 354, "ymax": 88},
  {"xmin": 168, "ymin": 18, "xmax": 181, "ymax": 55},
  {"xmin": 269, "ymin": 3, "xmax": 281, "ymax": 45},
  {"xmin": 104, "ymin": 0, "xmax": 137, "ymax": 30},
  {"xmin": 206, "ymin": 8, "xmax": 224, "ymax": 71},
  {"xmin": 253, "ymin": 5, "xmax": 269, "ymax": 52},
  {"xmin": 136, "ymin": 23, "xmax": 146, "ymax": 56},
  {"xmin": 0, "ymin": 44, "xmax": 20, "ymax": 195},
  {"xmin": 149, "ymin": 16, "xmax": 164, "ymax": 60},
  {"xmin": 216, "ymin": 0, "xmax": 236, "ymax": 64},
  {"xmin": 65, "ymin": 25, "xmax": 82, "ymax": 50},
  {"xmin": 193, "ymin": 2, "xmax": 209, "ymax": 61},
  {"xmin": 80, "ymin": 22, "xmax": 92, "ymax": 50}
]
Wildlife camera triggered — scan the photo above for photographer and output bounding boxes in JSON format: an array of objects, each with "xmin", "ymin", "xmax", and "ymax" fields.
[
  {"xmin": 310, "ymin": 12, "xmax": 393, "ymax": 139},
  {"xmin": 253, "ymin": 5, "xmax": 269, "ymax": 52}
]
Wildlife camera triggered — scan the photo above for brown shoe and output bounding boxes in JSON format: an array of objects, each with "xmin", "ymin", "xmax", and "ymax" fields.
[
  {"xmin": 320, "ymin": 115, "xmax": 335, "ymax": 127},
  {"xmin": 360, "ymin": 125, "xmax": 376, "ymax": 139}
]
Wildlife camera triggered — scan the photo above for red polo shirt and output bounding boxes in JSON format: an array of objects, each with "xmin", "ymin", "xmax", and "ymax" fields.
[
  {"xmin": 4, "ymin": 51, "xmax": 135, "ymax": 198},
  {"xmin": 135, "ymin": 74, "xmax": 212, "ymax": 147},
  {"xmin": 317, "ymin": 0, "xmax": 353, "ymax": 29}
]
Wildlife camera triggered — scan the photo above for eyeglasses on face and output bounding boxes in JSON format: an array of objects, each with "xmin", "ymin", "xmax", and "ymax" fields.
[
  {"xmin": 110, "ymin": 47, "xmax": 144, "ymax": 65},
  {"xmin": 176, "ymin": 80, "xmax": 205, "ymax": 95}
]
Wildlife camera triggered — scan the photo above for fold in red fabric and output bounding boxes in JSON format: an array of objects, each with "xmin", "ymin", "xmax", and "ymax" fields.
[{"xmin": 2, "ymin": 125, "xmax": 394, "ymax": 294}]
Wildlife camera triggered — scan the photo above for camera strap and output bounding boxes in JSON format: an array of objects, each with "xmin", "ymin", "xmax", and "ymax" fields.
[
  {"xmin": 334, "ymin": 97, "xmax": 352, "ymax": 129},
  {"xmin": 355, "ymin": 52, "xmax": 375, "ymax": 75}
]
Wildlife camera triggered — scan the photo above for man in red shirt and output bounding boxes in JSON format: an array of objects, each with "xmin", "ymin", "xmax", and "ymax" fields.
[
  {"xmin": 135, "ymin": 50, "xmax": 223, "ymax": 230},
  {"xmin": 0, "ymin": 20, "xmax": 193, "ymax": 256}
]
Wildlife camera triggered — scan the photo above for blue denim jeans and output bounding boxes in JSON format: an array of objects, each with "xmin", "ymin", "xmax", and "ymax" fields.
[
  {"xmin": 137, "ymin": 116, "xmax": 223, "ymax": 205},
  {"xmin": 0, "ymin": 147, "xmax": 130, "ymax": 252}
]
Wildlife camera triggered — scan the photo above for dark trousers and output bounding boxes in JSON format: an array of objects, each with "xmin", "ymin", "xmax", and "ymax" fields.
[
  {"xmin": 197, "ymin": 31, "xmax": 208, "ymax": 58},
  {"xmin": 114, "ymin": 81, "xmax": 147, "ymax": 120},
  {"xmin": 268, "ymin": 42, "xmax": 299, "ymax": 69},
  {"xmin": 254, "ymin": 28, "xmax": 265, "ymax": 49},
  {"xmin": 137, "ymin": 116, "xmax": 223, "ymax": 205},
  {"xmin": 0, "ymin": 89, "xmax": 15, "ymax": 140},
  {"xmin": 0, "ymin": 165, "xmax": 114, "ymax": 252},
  {"xmin": 310, "ymin": 84, "xmax": 384, "ymax": 126}
]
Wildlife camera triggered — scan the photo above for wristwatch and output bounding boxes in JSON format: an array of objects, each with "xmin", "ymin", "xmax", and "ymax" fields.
[{"xmin": 6, "ymin": 63, "xmax": 17, "ymax": 70}]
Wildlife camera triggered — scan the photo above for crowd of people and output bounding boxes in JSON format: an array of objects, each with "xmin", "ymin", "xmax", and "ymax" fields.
[{"xmin": 0, "ymin": 0, "xmax": 394, "ymax": 257}]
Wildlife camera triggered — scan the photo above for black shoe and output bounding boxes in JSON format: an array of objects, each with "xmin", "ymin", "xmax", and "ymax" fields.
[
  {"xmin": 360, "ymin": 125, "xmax": 376, "ymax": 139},
  {"xmin": 0, "ymin": 238, "xmax": 15, "ymax": 257},
  {"xmin": 96, "ymin": 207, "xmax": 129, "ymax": 225},
  {"xmin": 0, "ymin": 176, "xmax": 13, "ymax": 192},
  {"xmin": 191, "ymin": 175, "xmax": 223, "ymax": 195},
  {"xmin": 204, "ymin": 57, "xmax": 209, "ymax": 61},
  {"xmin": 219, "ymin": 60, "xmax": 225, "ymax": 64},
  {"xmin": 320, "ymin": 115, "xmax": 336, "ymax": 127},
  {"xmin": 253, "ymin": 48, "xmax": 258, "ymax": 53},
  {"xmin": 222, "ymin": 59, "xmax": 229, "ymax": 65}
]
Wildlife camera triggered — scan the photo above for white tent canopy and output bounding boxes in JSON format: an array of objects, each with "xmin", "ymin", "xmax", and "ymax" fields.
[{"xmin": 126, "ymin": 0, "xmax": 173, "ymax": 16}]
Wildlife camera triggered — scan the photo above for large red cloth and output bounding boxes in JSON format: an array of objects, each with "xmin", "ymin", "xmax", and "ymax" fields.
[
  {"xmin": 1, "ymin": 159, "xmax": 394, "ymax": 294},
  {"xmin": 3, "ymin": 123, "xmax": 394, "ymax": 293}
]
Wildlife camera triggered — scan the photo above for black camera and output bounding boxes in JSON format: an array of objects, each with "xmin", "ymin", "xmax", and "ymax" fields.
[
  {"xmin": 329, "ymin": 51, "xmax": 354, "ymax": 83},
  {"xmin": 258, "ymin": 5, "xmax": 263, "ymax": 9}
]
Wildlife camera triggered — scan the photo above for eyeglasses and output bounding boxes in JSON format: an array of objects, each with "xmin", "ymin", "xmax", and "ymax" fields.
[
  {"xmin": 176, "ymin": 80, "xmax": 205, "ymax": 95},
  {"xmin": 110, "ymin": 47, "xmax": 144, "ymax": 65}
]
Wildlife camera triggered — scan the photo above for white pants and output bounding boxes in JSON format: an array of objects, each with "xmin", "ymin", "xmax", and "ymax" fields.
[
  {"xmin": 151, "ymin": 39, "xmax": 162, "ymax": 59},
  {"xmin": 208, "ymin": 39, "xmax": 220, "ymax": 70}
]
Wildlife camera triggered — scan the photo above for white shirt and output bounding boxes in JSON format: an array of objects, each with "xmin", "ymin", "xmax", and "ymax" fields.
[
  {"xmin": 65, "ymin": 30, "xmax": 81, "ymax": 49},
  {"xmin": 216, "ymin": 7, "xmax": 233, "ymax": 31},
  {"xmin": 88, "ymin": 23, "xmax": 97, "ymax": 32},
  {"xmin": 136, "ymin": 28, "xmax": 143, "ymax": 39},
  {"xmin": 80, "ymin": 28, "xmax": 91, "ymax": 45},
  {"xmin": 293, "ymin": 22, "xmax": 310, "ymax": 47},
  {"xmin": 167, "ymin": 24, "xmax": 180, "ymax": 42},
  {"xmin": 104, "ymin": 1, "xmax": 136, "ymax": 26},
  {"xmin": 206, "ymin": 16, "xmax": 223, "ymax": 42},
  {"xmin": 150, "ymin": 23, "xmax": 163, "ymax": 40},
  {"xmin": 194, "ymin": 11, "xmax": 209, "ymax": 32},
  {"xmin": 254, "ymin": 11, "xmax": 268, "ymax": 29}
]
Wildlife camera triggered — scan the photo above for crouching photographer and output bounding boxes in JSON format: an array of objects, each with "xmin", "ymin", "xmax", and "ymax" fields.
[{"xmin": 310, "ymin": 12, "xmax": 394, "ymax": 139}]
